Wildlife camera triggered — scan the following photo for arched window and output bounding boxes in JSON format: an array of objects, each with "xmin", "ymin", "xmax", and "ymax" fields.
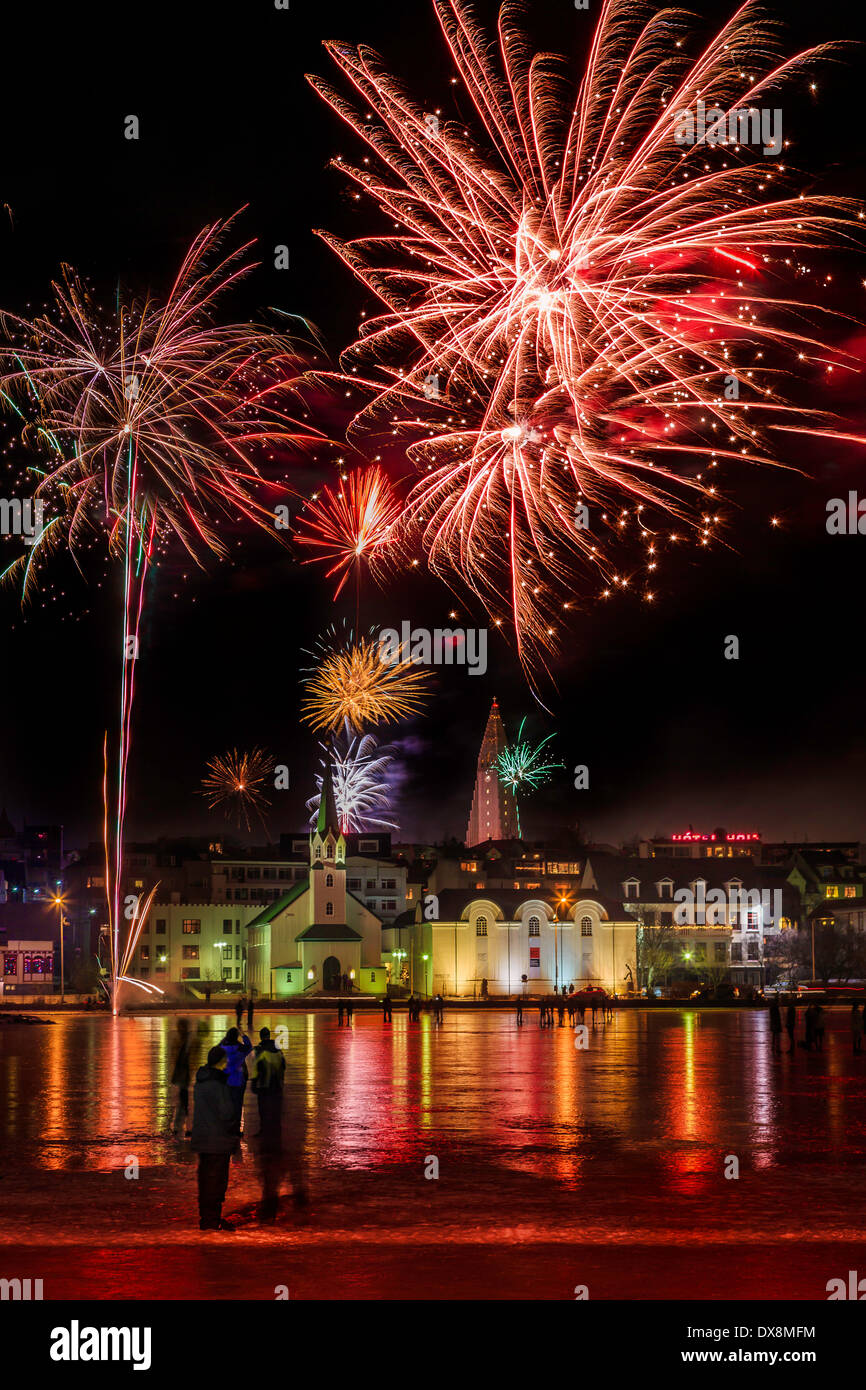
[
  {"xmin": 315, "ymin": 843, "xmax": 322, "ymax": 859},
  {"xmin": 326, "ymin": 873, "xmax": 334, "ymax": 887},
  {"xmin": 528, "ymin": 915, "xmax": 540, "ymax": 937},
  {"xmin": 326, "ymin": 901, "xmax": 334, "ymax": 917},
  {"xmin": 476, "ymin": 916, "xmax": 488, "ymax": 937},
  {"xmin": 580, "ymin": 916, "xmax": 592, "ymax": 937}
]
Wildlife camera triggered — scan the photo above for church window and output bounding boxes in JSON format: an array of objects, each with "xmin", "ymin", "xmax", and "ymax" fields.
[
  {"xmin": 326, "ymin": 873, "xmax": 334, "ymax": 887},
  {"xmin": 326, "ymin": 902, "xmax": 334, "ymax": 916},
  {"xmin": 528, "ymin": 916, "xmax": 540, "ymax": 937},
  {"xmin": 476, "ymin": 916, "xmax": 488, "ymax": 936},
  {"xmin": 581, "ymin": 917, "xmax": 592, "ymax": 937}
]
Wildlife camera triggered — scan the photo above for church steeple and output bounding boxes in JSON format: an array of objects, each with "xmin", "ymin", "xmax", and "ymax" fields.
[
  {"xmin": 465, "ymin": 699, "xmax": 517, "ymax": 845},
  {"xmin": 310, "ymin": 750, "xmax": 346, "ymax": 868}
]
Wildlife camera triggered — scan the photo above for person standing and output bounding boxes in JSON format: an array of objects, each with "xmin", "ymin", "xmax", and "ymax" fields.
[
  {"xmin": 251, "ymin": 1027, "xmax": 286, "ymax": 1137},
  {"xmin": 785, "ymin": 998, "xmax": 797, "ymax": 1052},
  {"xmin": 768, "ymin": 998, "xmax": 782, "ymax": 1054},
  {"xmin": 235, "ymin": 996, "xmax": 245, "ymax": 1028},
  {"xmin": 170, "ymin": 1018, "xmax": 193, "ymax": 1137},
  {"xmin": 407, "ymin": 994, "xmax": 417, "ymax": 1021},
  {"xmin": 246, "ymin": 993, "xmax": 255, "ymax": 1032},
  {"xmin": 382, "ymin": 993, "xmax": 392, "ymax": 1023},
  {"xmin": 805, "ymin": 1002, "xmax": 816, "ymax": 1051},
  {"xmin": 337, "ymin": 999, "xmax": 345, "ymax": 1026},
  {"xmin": 219, "ymin": 1025, "xmax": 253, "ymax": 1125},
  {"xmin": 851, "ymin": 1003, "xmax": 864, "ymax": 1055},
  {"xmin": 516, "ymin": 997, "xmax": 523, "ymax": 1026},
  {"xmin": 191, "ymin": 1045, "xmax": 238, "ymax": 1232},
  {"xmin": 557, "ymin": 998, "xmax": 565, "ymax": 1027},
  {"xmin": 434, "ymin": 993, "xmax": 444, "ymax": 1023},
  {"xmin": 345, "ymin": 996, "xmax": 354, "ymax": 1025}
]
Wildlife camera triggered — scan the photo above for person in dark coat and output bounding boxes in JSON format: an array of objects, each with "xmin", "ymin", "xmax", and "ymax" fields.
[
  {"xmin": 407, "ymin": 994, "xmax": 417, "ymax": 1020},
  {"xmin": 382, "ymin": 993, "xmax": 393, "ymax": 1023},
  {"xmin": 246, "ymin": 994, "xmax": 255, "ymax": 1031},
  {"xmin": 785, "ymin": 998, "xmax": 797, "ymax": 1052},
  {"xmin": 434, "ymin": 993, "xmax": 444, "ymax": 1023},
  {"xmin": 768, "ymin": 998, "xmax": 782, "ymax": 1054},
  {"xmin": 218, "ymin": 1025, "xmax": 253, "ymax": 1124},
  {"xmin": 235, "ymin": 996, "xmax": 245, "ymax": 1028},
  {"xmin": 251, "ymin": 1027, "xmax": 286, "ymax": 1137},
  {"xmin": 345, "ymin": 996, "xmax": 354, "ymax": 1024},
  {"xmin": 191, "ymin": 1046, "xmax": 238, "ymax": 1231},
  {"xmin": 516, "ymin": 997, "xmax": 523, "ymax": 1025},
  {"xmin": 337, "ymin": 999, "xmax": 345, "ymax": 1026},
  {"xmin": 170, "ymin": 1018, "xmax": 193, "ymax": 1137}
]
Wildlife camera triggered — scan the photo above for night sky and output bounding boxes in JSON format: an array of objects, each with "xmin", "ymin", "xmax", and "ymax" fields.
[{"xmin": 0, "ymin": 0, "xmax": 864, "ymax": 850}]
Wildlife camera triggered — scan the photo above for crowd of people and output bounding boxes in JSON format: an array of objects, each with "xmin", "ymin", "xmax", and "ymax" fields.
[{"xmin": 168, "ymin": 1010, "xmax": 306, "ymax": 1233}]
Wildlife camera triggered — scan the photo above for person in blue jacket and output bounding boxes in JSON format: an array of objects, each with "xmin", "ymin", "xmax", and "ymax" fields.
[{"xmin": 218, "ymin": 1025, "xmax": 253, "ymax": 1126}]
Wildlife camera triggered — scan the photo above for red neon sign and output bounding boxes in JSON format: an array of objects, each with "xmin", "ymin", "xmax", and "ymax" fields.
[{"xmin": 670, "ymin": 832, "xmax": 760, "ymax": 843}]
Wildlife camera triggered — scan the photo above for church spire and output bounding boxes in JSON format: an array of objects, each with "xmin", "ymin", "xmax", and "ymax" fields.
[
  {"xmin": 465, "ymin": 699, "xmax": 517, "ymax": 845},
  {"xmin": 315, "ymin": 747, "xmax": 341, "ymax": 839}
]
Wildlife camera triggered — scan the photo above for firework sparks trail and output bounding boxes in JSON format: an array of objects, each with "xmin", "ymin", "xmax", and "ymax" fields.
[
  {"xmin": 309, "ymin": 0, "xmax": 865, "ymax": 675},
  {"xmin": 494, "ymin": 716, "xmax": 563, "ymax": 836},
  {"xmin": 306, "ymin": 720, "xmax": 398, "ymax": 833},
  {"xmin": 0, "ymin": 214, "xmax": 322, "ymax": 1010},
  {"xmin": 301, "ymin": 622, "xmax": 431, "ymax": 733},
  {"xmin": 295, "ymin": 462, "xmax": 402, "ymax": 601},
  {"xmin": 201, "ymin": 746, "xmax": 275, "ymax": 832}
]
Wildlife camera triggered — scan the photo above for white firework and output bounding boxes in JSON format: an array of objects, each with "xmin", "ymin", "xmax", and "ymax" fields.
[{"xmin": 307, "ymin": 722, "xmax": 398, "ymax": 833}]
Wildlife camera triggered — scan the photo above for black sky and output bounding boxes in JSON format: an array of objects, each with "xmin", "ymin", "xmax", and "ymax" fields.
[{"xmin": 0, "ymin": 0, "xmax": 864, "ymax": 849}]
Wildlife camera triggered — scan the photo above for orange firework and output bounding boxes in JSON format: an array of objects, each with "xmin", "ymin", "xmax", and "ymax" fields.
[
  {"xmin": 310, "ymin": 0, "xmax": 864, "ymax": 673},
  {"xmin": 301, "ymin": 632, "xmax": 430, "ymax": 733},
  {"xmin": 295, "ymin": 464, "xmax": 401, "ymax": 597},
  {"xmin": 200, "ymin": 747, "xmax": 274, "ymax": 831}
]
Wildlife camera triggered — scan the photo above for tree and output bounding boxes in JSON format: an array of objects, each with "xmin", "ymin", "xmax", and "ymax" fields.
[{"xmin": 636, "ymin": 919, "xmax": 679, "ymax": 991}]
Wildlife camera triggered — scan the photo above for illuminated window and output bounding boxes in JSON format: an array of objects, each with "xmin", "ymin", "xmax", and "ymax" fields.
[
  {"xmin": 326, "ymin": 873, "xmax": 334, "ymax": 888},
  {"xmin": 182, "ymin": 920, "xmax": 201, "ymax": 935},
  {"xmin": 844, "ymin": 886, "xmax": 857, "ymax": 899},
  {"xmin": 528, "ymin": 916, "xmax": 540, "ymax": 937},
  {"xmin": 581, "ymin": 917, "xmax": 592, "ymax": 937},
  {"xmin": 476, "ymin": 917, "xmax": 488, "ymax": 937},
  {"xmin": 182, "ymin": 945, "xmax": 199, "ymax": 960},
  {"xmin": 826, "ymin": 885, "xmax": 839, "ymax": 898}
]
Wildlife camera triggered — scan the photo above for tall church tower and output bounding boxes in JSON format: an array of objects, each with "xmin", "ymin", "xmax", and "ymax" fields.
[
  {"xmin": 465, "ymin": 699, "xmax": 517, "ymax": 846},
  {"xmin": 309, "ymin": 757, "xmax": 347, "ymax": 926}
]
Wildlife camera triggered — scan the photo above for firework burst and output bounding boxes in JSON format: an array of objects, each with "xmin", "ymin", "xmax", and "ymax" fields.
[
  {"xmin": 0, "ymin": 213, "xmax": 320, "ymax": 1008},
  {"xmin": 306, "ymin": 721, "xmax": 397, "ymax": 832},
  {"xmin": 310, "ymin": 0, "xmax": 864, "ymax": 672},
  {"xmin": 301, "ymin": 624, "xmax": 431, "ymax": 733},
  {"xmin": 295, "ymin": 463, "xmax": 402, "ymax": 599},
  {"xmin": 495, "ymin": 716, "xmax": 563, "ymax": 837},
  {"xmin": 201, "ymin": 747, "xmax": 274, "ymax": 832}
]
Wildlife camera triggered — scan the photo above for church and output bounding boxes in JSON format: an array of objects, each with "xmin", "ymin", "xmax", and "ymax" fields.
[{"xmin": 245, "ymin": 763, "xmax": 384, "ymax": 997}]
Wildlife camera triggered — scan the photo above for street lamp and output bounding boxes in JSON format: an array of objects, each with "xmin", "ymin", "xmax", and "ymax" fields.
[
  {"xmin": 421, "ymin": 952, "xmax": 429, "ymax": 997},
  {"xmin": 53, "ymin": 894, "xmax": 67, "ymax": 1004}
]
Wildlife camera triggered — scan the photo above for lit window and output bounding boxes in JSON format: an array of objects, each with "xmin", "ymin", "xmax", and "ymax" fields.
[
  {"xmin": 528, "ymin": 916, "xmax": 540, "ymax": 937},
  {"xmin": 581, "ymin": 917, "xmax": 592, "ymax": 937},
  {"xmin": 476, "ymin": 916, "xmax": 488, "ymax": 937}
]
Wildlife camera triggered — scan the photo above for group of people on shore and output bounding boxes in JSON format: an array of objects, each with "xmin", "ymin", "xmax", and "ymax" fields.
[
  {"xmin": 766, "ymin": 998, "xmax": 866, "ymax": 1054},
  {"xmin": 516, "ymin": 988, "xmax": 613, "ymax": 1028},
  {"xmin": 168, "ymin": 1016, "xmax": 302, "ymax": 1231}
]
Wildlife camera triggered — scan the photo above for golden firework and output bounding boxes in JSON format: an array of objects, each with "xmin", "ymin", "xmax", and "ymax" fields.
[{"xmin": 301, "ymin": 636, "xmax": 430, "ymax": 732}]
